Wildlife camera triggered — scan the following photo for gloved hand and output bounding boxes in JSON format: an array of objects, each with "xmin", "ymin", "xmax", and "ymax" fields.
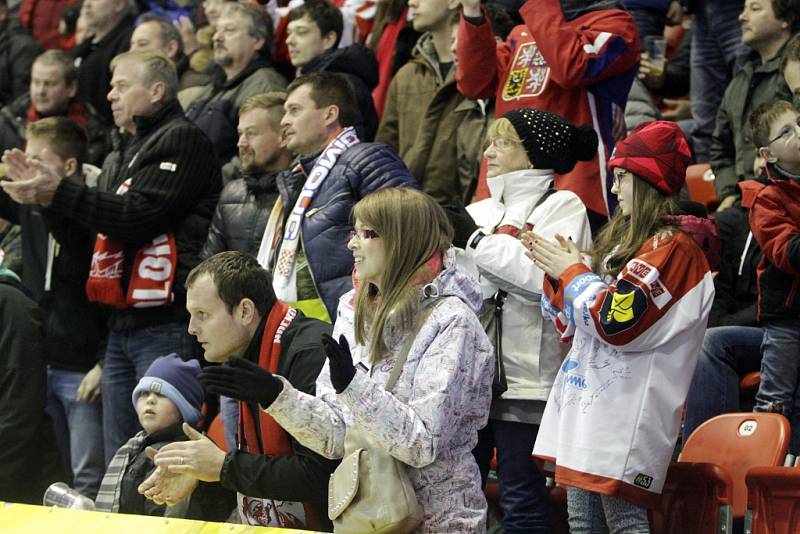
[
  {"xmin": 443, "ymin": 203, "xmax": 479, "ymax": 249},
  {"xmin": 322, "ymin": 334, "xmax": 356, "ymax": 393},
  {"xmin": 199, "ymin": 357, "xmax": 283, "ymax": 409}
]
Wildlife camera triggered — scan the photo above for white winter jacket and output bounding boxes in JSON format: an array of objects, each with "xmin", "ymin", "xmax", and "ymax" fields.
[
  {"xmin": 460, "ymin": 169, "xmax": 592, "ymax": 400},
  {"xmin": 265, "ymin": 249, "xmax": 495, "ymax": 533}
]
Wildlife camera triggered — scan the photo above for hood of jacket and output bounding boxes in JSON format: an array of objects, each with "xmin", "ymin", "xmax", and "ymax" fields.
[
  {"xmin": 420, "ymin": 248, "xmax": 483, "ymax": 314},
  {"xmin": 411, "ymin": 32, "xmax": 455, "ymax": 86},
  {"xmin": 302, "ymin": 44, "xmax": 379, "ymax": 89}
]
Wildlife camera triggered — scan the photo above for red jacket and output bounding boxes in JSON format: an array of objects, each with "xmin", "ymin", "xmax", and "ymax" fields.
[
  {"xmin": 456, "ymin": 0, "xmax": 639, "ymax": 215},
  {"xmin": 18, "ymin": 0, "xmax": 78, "ymax": 50},
  {"xmin": 740, "ymin": 175, "xmax": 800, "ymax": 320}
]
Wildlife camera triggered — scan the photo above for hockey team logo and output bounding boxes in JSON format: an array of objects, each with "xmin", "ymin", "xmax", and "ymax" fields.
[
  {"xmin": 502, "ymin": 40, "xmax": 550, "ymax": 101},
  {"xmin": 606, "ymin": 290, "xmax": 636, "ymax": 323}
]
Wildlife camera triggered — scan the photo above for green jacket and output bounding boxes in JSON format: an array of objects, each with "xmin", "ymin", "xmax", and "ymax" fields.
[
  {"xmin": 710, "ymin": 45, "xmax": 793, "ymax": 200},
  {"xmin": 376, "ymin": 33, "xmax": 491, "ymax": 205}
]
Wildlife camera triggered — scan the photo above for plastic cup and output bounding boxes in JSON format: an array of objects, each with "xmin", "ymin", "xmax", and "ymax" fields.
[
  {"xmin": 42, "ymin": 482, "xmax": 96, "ymax": 510},
  {"xmin": 645, "ymin": 36, "xmax": 667, "ymax": 78}
]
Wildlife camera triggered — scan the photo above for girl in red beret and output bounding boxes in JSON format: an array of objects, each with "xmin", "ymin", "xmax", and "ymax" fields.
[{"xmin": 523, "ymin": 121, "xmax": 715, "ymax": 533}]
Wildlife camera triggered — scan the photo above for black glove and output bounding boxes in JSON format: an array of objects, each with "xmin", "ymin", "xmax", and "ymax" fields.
[
  {"xmin": 199, "ymin": 357, "xmax": 283, "ymax": 409},
  {"xmin": 322, "ymin": 334, "xmax": 356, "ymax": 393},
  {"xmin": 443, "ymin": 203, "xmax": 479, "ymax": 249}
]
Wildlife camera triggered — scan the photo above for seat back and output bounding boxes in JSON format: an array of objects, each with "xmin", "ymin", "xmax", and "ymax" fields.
[
  {"xmin": 745, "ymin": 466, "xmax": 800, "ymax": 534},
  {"xmin": 679, "ymin": 412, "xmax": 790, "ymax": 517}
]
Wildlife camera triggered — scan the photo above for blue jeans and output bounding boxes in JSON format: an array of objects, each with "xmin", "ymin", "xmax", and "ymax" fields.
[
  {"xmin": 46, "ymin": 367, "xmax": 105, "ymax": 499},
  {"xmin": 474, "ymin": 419, "xmax": 550, "ymax": 533},
  {"xmin": 689, "ymin": 0, "xmax": 746, "ymax": 162},
  {"xmin": 566, "ymin": 487, "xmax": 650, "ymax": 534},
  {"xmin": 102, "ymin": 322, "xmax": 192, "ymax": 463},
  {"xmin": 220, "ymin": 395, "xmax": 239, "ymax": 451},
  {"xmin": 683, "ymin": 326, "xmax": 763, "ymax": 443},
  {"xmin": 755, "ymin": 318, "xmax": 800, "ymax": 453}
]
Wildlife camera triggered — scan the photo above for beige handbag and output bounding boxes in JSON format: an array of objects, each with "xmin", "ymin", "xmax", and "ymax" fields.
[{"xmin": 328, "ymin": 302, "xmax": 441, "ymax": 534}]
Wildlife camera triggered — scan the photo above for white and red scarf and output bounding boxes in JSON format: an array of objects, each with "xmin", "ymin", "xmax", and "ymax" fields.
[
  {"xmin": 269, "ymin": 127, "xmax": 359, "ymax": 303},
  {"xmin": 85, "ymin": 178, "xmax": 177, "ymax": 309}
]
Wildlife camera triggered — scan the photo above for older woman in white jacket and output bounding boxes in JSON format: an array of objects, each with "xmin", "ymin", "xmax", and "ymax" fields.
[{"xmin": 453, "ymin": 108, "xmax": 596, "ymax": 533}]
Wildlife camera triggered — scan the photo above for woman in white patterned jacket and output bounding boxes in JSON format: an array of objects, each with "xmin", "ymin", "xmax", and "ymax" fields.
[{"xmin": 202, "ymin": 187, "xmax": 495, "ymax": 532}]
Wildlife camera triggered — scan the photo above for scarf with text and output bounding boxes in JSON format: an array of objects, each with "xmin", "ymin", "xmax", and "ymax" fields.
[
  {"xmin": 237, "ymin": 301, "xmax": 321, "ymax": 529},
  {"xmin": 271, "ymin": 127, "xmax": 359, "ymax": 302},
  {"xmin": 85, "ymin": 178, "xmax": 177, "ymax": 309}
]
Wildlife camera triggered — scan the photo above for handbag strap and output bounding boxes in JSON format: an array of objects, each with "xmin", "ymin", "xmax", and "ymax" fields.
[{"xmin": 383, "ymin": 299, "xmax": 442, "ymax": 392}]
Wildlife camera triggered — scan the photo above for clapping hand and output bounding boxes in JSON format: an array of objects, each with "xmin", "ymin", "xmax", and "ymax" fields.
[
  {"xmin": 1, "ymin": 148, "xmax": 63, "ymax": 206},
  {"xmin": 521, "ymin": 232, "xmax": 583, "ymax": 279}
]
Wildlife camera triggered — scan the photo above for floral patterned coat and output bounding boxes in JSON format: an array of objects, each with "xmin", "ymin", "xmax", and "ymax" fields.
[{"xmin": 266, "ymin": 249, "xmax": 495, "ymax": 532}]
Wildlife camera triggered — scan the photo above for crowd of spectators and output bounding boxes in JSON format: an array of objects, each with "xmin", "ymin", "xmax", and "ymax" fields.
[{"xmin": 0, "ymin": 0, "xmax": 799, "ymax": 531}]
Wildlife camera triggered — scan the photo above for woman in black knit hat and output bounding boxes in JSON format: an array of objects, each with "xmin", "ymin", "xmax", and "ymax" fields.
[{"xmin": 455, "ymin": 108, "xmax": 597, "ymax": 533}]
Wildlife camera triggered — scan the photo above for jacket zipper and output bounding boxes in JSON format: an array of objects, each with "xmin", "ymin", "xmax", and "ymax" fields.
[{"xmin": 305, "ymin": 191, "xmax": 350, "ymax": 218}]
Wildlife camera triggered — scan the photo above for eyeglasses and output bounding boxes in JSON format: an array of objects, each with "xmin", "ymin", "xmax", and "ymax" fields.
[
  {"xmin": 484, "ymin": 137, "xmax": 523, "ymax": 151},
  {"xmin": 348, "ymin": 228, "xmax": 380, "ymax": 241},
  {"xmin": 764, "ymin": 119, "xmax": 800, "ymax": 146},
  {"xmin": 611, "ymin": 170, "xmax": 628, "ymax": 189}
]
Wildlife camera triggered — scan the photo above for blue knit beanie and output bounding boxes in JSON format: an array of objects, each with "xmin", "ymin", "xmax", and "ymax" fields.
[{"xmin": 132, "ymin": 354, "xmax": 203, "ymax": 425}]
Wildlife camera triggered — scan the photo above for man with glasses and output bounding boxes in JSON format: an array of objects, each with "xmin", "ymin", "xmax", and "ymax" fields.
[{"xmin": 710, "ymin": 0, "xmax": 798, "ymax": 213}]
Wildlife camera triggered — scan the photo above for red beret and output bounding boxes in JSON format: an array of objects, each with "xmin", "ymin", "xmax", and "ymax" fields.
[{"xmin": 608, "ymin": 121, "xmax": 692, "ymax": 195}]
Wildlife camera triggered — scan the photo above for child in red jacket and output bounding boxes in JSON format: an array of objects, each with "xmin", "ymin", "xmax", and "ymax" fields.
[{"xmin": 740, "ymin": 100, "xmax": 800, "ymax": 453}]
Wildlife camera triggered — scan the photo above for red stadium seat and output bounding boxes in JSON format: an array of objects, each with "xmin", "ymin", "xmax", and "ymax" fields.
[
  {"xmin": 651, "ymin": 413, "xmax": 790, "ymax": 534},
  {"xmin": 745, "ymin": 466, "xmax": 800, "ymax": 534},
  {"xmin": 685, "ymin": 163, "xmax": 718, "ymax": 212}
]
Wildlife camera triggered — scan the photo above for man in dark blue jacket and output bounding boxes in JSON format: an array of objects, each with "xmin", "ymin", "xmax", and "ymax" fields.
[{"xmin": 258, "ymin": 71, "xmax": 416, "ymax": 322}]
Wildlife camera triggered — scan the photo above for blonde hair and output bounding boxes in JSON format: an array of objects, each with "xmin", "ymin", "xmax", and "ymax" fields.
[
  {"xmin": 110, "ymin": 50, "xmax": 178, "ymax": 101},
  {"xmin": 239, "ymin": 91, "xmax": 287, "ymax": 132},
  {"xmin": 486, "ymin": 117, "xmax": 521, "ymax": 143},
  {"xmin": 591, "ymin": 174, "xmax": 678, "ymax": 279},
  {"xmin": 353, "ymin": 188, "xmax": 453, "ymax": 363}
]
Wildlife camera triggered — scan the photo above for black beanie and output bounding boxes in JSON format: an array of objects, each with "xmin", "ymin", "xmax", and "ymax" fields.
[{"xmin": 503, "ymin": 108, "xmax": 598, "ymax": 175}]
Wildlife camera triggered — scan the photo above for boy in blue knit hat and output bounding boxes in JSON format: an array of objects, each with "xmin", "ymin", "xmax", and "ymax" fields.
[{"xmin": 94, "ymin": 354, "xmax": 233, "ymax": 518}]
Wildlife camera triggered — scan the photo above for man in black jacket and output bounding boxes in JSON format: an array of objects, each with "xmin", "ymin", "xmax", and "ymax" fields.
[
  {"xmin": 139, "ymin": 251, "xmax": 336, "ymax": 531},
  {"xmin": 0, "ymin": 116, "xmax": 107, "ymax": 499},
  {"xmin": 201, "ymin": 91, "xmax": 292, "ymax": 261},
  {"xmin": 1, "ymin": 50, "xmax": 222, "ymax": 463},
  {"xmin": 0, "ymin": 268, "xmax": 65, "ymax": 504}
]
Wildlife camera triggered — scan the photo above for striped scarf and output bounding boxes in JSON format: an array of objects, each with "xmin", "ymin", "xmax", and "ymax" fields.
[
  {"xmin": 94, "ymin": 431, "xmax": 147, "ymax": 512},
  {"xmin": 271, "ymin": 127, "xmax": 359, "ymax": 303}
]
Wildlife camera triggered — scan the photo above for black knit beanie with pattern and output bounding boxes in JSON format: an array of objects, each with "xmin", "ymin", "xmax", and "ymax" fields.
[{"xmin": 503, "ymin": 108, "xmax": 598, "ymax": 175}]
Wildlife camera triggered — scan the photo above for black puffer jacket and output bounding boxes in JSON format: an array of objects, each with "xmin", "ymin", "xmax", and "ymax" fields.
[
  {"xmin": 201, "ymin": 170, "xmax": 280, "ymax": 259},
  {"xmin": 302, "ymin": 45, "xmax": 379, "ymax": 142}
]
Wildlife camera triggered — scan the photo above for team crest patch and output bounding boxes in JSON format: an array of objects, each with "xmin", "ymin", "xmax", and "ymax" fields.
[
  {"xmin": 148, "ymin": 381, "xmax": 162, "ymax": 394},
  {"xmin": 634, "ymin": 473, "xmax": 653, "ymax": 489},
  {"xmin": 502, "ymin": 41, "xmax": 550, "ymax": 101},
  {"xmin": 599, "ymin": 279, "xmax": 647, "ymax": 335}
]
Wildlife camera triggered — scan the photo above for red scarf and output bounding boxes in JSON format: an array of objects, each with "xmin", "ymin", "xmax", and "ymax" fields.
[
  {"xmin": 85, "ymin": 179, "xmax": 177, "ymax": 310},
  {"xmin": 237, "ymin": 302, "xmax": 324, "ymax": 529},
  {"xmin": 238, "ymin": 301, "xmax": 296, "ymax": 457},
  {"xmin": 27, "ymin": 98, "xmax": 89, "ymax": 129}
]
